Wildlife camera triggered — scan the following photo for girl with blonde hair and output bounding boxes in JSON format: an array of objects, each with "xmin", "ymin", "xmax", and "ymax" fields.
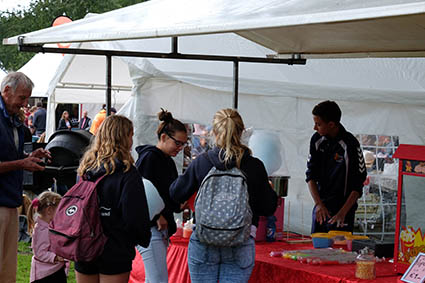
[
  {"xmin": 74, "ymin": 115, "xmax": 151, "ymax": 283},
  {"xmin": 170, "ymin": 108, "xmax": 278, "ymax": 283},
  {"xmin": 57, "ymin": 111, "xmax": 71, "ymax": 130},
  {"xmin": 27, "ymin": 191, "xmax": 67, "ymax": 283}
]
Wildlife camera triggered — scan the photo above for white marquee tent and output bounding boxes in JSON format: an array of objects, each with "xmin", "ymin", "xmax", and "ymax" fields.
[
  {"xmin": 4, "ymin": 0, "xmax": 425, "ymax": 234},
  {"xmin": 16, "ymin": 43, "xmax": 133, "ymax": 135},
  {"xmin": 84, "ymin": 34, "xmax": 425, "ymax": 234}
]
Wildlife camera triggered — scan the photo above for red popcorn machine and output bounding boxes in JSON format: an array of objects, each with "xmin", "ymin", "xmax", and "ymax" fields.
[{"xmin": 393, "ymin": 144, "xmax": 425, "ymax": 273}]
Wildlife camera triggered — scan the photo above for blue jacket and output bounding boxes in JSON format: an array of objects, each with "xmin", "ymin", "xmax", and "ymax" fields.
[
  {"xmin": 305, "ymin": 124, "xmax": 367, "ymax": 215},
  {"xmin": 0, "ymin": 94, "xmax": 25, "ymax": 208},
  {"xmin": 33, "ymin": 107, "xmax": 46, "ymax": 135},
  {"xmin": 170, "ymin": 146, "xmax": 278, "ymax": 226}
]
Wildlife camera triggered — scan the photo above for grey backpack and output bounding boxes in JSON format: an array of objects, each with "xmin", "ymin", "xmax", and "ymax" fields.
[{"xmin": 195, "ymin": 166, "xmax": 252, "ymax": 247}]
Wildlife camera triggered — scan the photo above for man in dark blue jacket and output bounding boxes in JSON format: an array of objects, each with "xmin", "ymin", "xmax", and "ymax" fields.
[
  {"xmin": 33, "ymin": 101, "xmax": 46, "ymax": 136},
  {"xmin": 0, "ymin": 72, "xmax": 51, "ymax": 282},
  {"xmin": 306, "ymin": 101, "xmax": 366, "ymax": 233}
]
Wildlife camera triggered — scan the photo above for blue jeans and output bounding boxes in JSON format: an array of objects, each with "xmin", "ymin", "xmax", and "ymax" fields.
[
  {"xmin": 136, "ymin": 227, "xmax": 169, "ymax": 283},
  {"xmin": 188, "ymin": 231, "xmax": 255, "ymax": 283}
]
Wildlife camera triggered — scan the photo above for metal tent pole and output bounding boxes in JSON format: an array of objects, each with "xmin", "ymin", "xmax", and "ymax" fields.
[
  {"xmin": 233, "ymin": 60, "xmax": 239, "ymax": 109},
  {"xmin": 106, "ymin": 55, "xmax": 112, "ymax": 116}
]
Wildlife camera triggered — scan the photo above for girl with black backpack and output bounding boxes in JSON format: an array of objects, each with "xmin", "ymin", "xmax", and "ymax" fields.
[{"xmin": 74, "ymin": 115, "xmax": 151, "ymax": 283}]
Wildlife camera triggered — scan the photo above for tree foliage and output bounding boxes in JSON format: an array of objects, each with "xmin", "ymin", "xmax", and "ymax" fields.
[{"xmin": 0, "ymin": 0, "xmax": 146, "ymax": 72}]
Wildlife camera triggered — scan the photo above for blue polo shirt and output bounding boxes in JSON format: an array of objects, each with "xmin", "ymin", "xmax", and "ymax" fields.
[{"xmin": 0, "ymin": 94, "xmax": 25, "ymax": 207}]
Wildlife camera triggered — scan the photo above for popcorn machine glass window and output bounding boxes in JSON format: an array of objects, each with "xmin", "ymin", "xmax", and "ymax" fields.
[{"xmin": 393, "ymin": 144, "xmax": 425, "ymax": 273}]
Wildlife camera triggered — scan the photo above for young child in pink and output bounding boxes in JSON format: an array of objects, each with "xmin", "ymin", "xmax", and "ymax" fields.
[{"xmin": 27, "ymin": 191, "xmax": 68, "ymax": 283}]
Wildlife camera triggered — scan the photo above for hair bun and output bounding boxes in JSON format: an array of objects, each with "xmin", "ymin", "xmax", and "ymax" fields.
[{"xmin": 158, "ymin": 108, "xmax": 173, "ymax": 123}]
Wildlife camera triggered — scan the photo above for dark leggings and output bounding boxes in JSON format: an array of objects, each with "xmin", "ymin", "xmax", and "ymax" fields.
[{"xmin": 32, "ymin": 267, "xmax": 67, "ymax": 283}]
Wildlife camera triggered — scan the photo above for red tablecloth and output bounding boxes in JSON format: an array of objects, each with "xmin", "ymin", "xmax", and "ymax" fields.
[{"xmin": 129, "ymin": 236, "xmax": 402, "ymax": 283}]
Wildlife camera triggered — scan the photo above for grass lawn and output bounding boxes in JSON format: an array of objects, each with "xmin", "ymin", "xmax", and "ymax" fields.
[{"xmin": 17, "ymin": 242, "xmax": 76, "ymax": 283}]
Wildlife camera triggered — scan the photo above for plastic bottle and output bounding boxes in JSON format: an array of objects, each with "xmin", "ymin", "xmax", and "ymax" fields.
[{"xmin": 266, "ymin": 215, "xmax": 277, "ymax": 242}]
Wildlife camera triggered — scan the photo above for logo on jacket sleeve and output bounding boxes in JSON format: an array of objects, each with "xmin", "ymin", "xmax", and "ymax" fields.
[
  {"xmin": 65, "ymin": 205, "xmax": 78, "ymax": 216},
  {"xmin": 357, "ymin": 147, "xmax": 366, "ymax": 173}
]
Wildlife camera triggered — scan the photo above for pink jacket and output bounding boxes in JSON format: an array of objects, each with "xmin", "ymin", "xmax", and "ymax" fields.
[{"xmin": 30, "ymin": 218, "xmax": 67, "ymax": 282}]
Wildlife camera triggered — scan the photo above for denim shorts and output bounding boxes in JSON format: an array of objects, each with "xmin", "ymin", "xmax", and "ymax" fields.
[{"xmin": 188, "ymin": 232, "xmax": 255, "ymax": 283}]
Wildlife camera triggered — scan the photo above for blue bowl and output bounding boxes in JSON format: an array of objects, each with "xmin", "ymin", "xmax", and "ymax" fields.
[{"xmin": 312, "ymin": 236, "xmax": 334, "ymax": 248}]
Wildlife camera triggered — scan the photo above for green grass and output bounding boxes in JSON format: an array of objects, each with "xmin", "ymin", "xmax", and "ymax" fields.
[{"xmin": 17, "ymin": 242, "xmax": 76, "ymax": 283}]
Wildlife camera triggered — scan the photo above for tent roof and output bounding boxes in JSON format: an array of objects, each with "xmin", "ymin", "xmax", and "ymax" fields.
[{"xmin": 3, "ymin": 0, "xmax": 425, "ymax": 58}]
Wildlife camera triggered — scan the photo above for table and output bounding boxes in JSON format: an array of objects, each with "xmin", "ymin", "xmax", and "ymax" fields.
[{"xmin": 129, "ymin": 236, "xmax": 403, "ymax": 283}]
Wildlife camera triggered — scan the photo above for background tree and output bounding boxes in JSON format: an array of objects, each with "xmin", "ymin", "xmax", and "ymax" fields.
[{"xmin": 0, "ymin": 0, "xmax": 146, "ymax": 72}]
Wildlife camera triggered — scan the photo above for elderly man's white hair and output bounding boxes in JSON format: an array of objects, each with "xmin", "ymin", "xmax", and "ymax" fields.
[{"xmin": 1, "ymin": 72, "xmax": 34, "ymax": 93}]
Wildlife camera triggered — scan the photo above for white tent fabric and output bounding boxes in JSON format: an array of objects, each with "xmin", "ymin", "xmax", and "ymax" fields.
[
  {"xmin": 4, "ymin": 0, "xmax": 425, "ymax": 233},
  {"xmin": 16, "ymin": 43, "xmax": 133, "ymax": 137},
  {"xmin": 3, "ymin": 0, "xmax": 425, "ymax": 58},
  {"xmin": 18, "ymin": 48, "xmax": 63, "ymax": 98},
  {"xmin": 16, "ymin": 33, "xmax": 423, "ymax": 233},
  {"xmin": 84, "ymin": 33, "xmax": 425, "ymax": 234}
]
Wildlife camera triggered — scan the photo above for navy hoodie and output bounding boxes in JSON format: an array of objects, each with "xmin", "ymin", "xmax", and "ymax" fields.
[
  {"xmin": 84, "ymin": 161, "xmax": 151, "ymax": 264},
  {"xmin": 170, "ymin": 146, "xmax": 278, "ymax": 226},
  {"xmin": 135, "ymin": 145, "xmax": 181, "ymax": 236}
]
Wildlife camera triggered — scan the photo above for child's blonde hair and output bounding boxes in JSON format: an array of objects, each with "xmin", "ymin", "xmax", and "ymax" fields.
[{"xmin": 27, "ymin": 191, "xmax": 62, "ymax": 235}]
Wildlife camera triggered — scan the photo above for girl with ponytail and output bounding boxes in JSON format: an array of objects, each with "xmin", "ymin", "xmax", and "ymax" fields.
[
  {"xmin": 135, "ymin": 108, "xmax": 188, "ymax": 283},
  {"xmin": 170, "ymin": 108, "xmax": 278, "ymax": 283}
]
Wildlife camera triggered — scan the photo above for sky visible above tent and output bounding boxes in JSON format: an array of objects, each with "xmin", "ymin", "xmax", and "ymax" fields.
[{"xmin": 3, "ymin": 0, "xmax": 425, "ymax": 58}]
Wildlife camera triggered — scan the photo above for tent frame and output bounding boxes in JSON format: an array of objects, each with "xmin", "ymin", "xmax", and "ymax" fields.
[{"xmin": 18, "ymin": 36, "xmax": 306, "ymax": 112}]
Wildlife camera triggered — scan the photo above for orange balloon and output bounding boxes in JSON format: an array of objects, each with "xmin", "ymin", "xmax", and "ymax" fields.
[{"xmin": 52, "ymin": 16, "xmax": 72, "ymax": 49}]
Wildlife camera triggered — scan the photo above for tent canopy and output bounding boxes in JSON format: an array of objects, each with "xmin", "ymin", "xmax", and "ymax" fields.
[{"xmin": 3, "ymin": 0, "xmax": 425, "ymax": 58}]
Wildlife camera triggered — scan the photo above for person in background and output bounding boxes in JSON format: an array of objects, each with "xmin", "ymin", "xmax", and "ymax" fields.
[
  {"xmin": 27, "ymin": 191, "xmax": 68, "ymax": 283},
  {"xmin": 89, "ymin": 104, "xmax": 107, "ymax": 135},
  {"xmin": 27, "ymin": 105, "xmax": 38, "ymax": 135},
  {"xmin": 33, "ymin": 101, "xmax": 46, "ymax": 136},
  {"xmin": 110, "ymin": 107, "xmax": 117, "ymax": 115},
  {"xmin": 191, "ymin": 129, "xmax": 210, "ymax": 159},
  {"xmin": 135, "ymin": 109, "xmax": 188, "ymax": 283},
  {"xmin": 23, "ymin": 105, "xmax": 30, "ymax": 126},
  {"xmin": 75, "ymin": 115, "xmax": 151, "ymax": 283},
  {"xmin": 57, "ymin": 111, "xmax": 72, "ymax": 130},
  {"xmin": 79, "ymin": 111, "xmax": 91, "ymax": 130},
  {"xmin": 170, "ymin": 108, "xmax": 278, "ymax": 283},
  {"xmin": 306, "ymin": 100, "xmax": 367, "ymax": 233},
  {"xmin": 0, "ymin": 72, "xmax": 51, "ymax": 283}
]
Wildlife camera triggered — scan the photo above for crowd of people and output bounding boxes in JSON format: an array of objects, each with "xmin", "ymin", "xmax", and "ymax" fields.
[{"xmin": 1, "ymin": 71, "xmax": 367, "ymax": 283}]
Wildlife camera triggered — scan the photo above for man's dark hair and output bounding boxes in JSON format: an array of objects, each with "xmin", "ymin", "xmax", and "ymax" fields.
[
  {"xmin": 312, "ymin": 100, "xmax": 341, "ymax": 123},
  {"xmin": 36, "ymin": 101, "xmax": 43, "ymax": 108}
]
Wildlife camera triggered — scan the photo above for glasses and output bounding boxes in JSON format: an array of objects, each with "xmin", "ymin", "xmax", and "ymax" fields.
[{"xmin": 167, "ymin": 133, "xmax": 188, "ymax": 147}]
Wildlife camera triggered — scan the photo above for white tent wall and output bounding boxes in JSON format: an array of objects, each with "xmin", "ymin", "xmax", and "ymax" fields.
[
  {"xmin": 43, "ymin": 42, "xmax": 133, "ymax": 137},
  {"xmin": 11, "ymin": 31, "xmax": 425, "ymax": 236},
  {"xmin": 119, "ymin": 55, "xmax": 425, "ymax": 235}
]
